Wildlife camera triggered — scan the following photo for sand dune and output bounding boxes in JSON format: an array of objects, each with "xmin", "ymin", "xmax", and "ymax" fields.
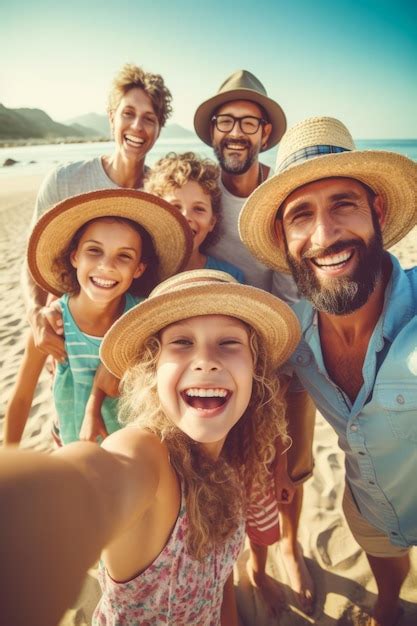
[{"xmin": 0, "ymin": 172, "xmax": 416, "ymax": 625}]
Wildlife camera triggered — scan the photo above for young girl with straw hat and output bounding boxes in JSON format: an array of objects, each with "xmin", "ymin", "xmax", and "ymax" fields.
[
  {"xmin": 0, "ymin": 269, "xmax": 300, "ymax": 626},
  {"xmin": 4, "ymin": 189, "xmax": 192, "ymax": 445}
]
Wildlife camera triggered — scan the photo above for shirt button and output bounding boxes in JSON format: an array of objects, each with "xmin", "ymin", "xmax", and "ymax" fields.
[
  {"xmin": 350, "ymin": 424, "xmax": 358, "ymax": 432},
  {"xmin": 391, "ymin": 531, "xmax": 398, "ymax": 536},
  {"xmin": 369, "ymin": 481, "xmax": 375, "ymax": 485},
  {"xmin": 396, "ymin": 394, "xmax": 405, "ymax": 405},
  {"xmin": 358, "ymin": 451, "xmax": 365, "ymax": 456}
]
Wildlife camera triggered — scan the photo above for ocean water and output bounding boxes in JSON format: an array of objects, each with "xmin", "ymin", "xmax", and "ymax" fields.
[{"xmin": 0, "ymin": 137, "xmax": 416, "ymax": 179}]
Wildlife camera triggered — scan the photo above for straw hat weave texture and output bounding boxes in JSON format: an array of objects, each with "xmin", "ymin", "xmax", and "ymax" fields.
[{"xmin": 100, "ymin": 269, "xmax": 301, "ymax": 378}]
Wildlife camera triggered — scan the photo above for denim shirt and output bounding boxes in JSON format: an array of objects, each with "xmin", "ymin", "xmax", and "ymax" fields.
[{"xmin": 285, "ymin": 254, "xmax": 417, "ymax": 548}]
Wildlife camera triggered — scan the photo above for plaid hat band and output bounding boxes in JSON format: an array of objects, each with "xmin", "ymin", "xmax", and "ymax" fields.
[{"xmin": 278, "ymin": 145, "xmax": 350, "ymax": 173}]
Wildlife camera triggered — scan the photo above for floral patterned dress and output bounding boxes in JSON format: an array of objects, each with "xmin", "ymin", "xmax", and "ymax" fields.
[{"xmin": 93, "ymin": 489, "xmax": 245, "ymax": 625}]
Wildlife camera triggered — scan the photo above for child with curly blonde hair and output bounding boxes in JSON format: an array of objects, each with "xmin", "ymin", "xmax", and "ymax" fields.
[
  {"xmin": 0, "ymin": 270, "xmax": 300, "ymax": 626},
  {"xmin": 145, "ymin": 152, "xmax": 245, "ymax": 281}
]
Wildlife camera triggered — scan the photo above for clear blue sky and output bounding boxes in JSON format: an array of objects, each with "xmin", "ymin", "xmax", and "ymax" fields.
[{"xmin": 1, "ymin": 0, "xmax": 416, "ymax": 137}]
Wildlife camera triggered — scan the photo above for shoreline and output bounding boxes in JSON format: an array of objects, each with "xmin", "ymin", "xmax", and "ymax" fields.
[{"xmin": 0, "ymin": 137, "xmax": 109, "ymax": 149}]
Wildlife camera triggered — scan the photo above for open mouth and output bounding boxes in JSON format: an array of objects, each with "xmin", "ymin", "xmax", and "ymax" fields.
[
  {"xmin": 224, "ymin": 142, "xmax": 247, "ymax": 152},
  {"xmin": 124, "ymin": 134, "xmax": 145, "ymax": 148},
  {"xmin": 311, "ymin": 249, "xmax": 354, "ymax": 271},
  {"xmin": 181, "ymin": 388, "xmax": 230, "ymax": 411},
  {"xmin": 90, "ymin": 276, "xmax": 118, "ymax": 289}
]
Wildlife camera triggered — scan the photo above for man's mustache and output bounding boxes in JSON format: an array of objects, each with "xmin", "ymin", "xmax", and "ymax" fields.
[{"xmin": 302, "ymin": 239, "xmax": 362, "ymax": 261}]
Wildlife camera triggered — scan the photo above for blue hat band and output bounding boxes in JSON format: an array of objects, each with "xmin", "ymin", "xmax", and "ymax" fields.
[{"xmin": 278, "ymin": 145, "xmax": 350, "ymax": 173}]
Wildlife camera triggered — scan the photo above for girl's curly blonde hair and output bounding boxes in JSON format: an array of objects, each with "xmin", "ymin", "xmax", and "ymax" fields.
[
  {"xmin": 119, "ymin": 326, "xmax": 288, "ymax": 560},
  {"xmin": 145, "ymin": 152, "xmax": 222, "ymax": 251},
  {"xmin": 107, "ymin": 63, "xmax": 172, "ymax": 127}
]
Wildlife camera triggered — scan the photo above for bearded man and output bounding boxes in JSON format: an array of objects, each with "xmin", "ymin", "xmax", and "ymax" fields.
[{"xmin": 240, "ymin": 115, "xmax": 417, "ymax": 626}]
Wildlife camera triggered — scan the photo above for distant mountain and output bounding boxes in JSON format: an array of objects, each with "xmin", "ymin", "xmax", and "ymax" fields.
[
  {"xmin": 66, "ymin": 114, "xmax": 195, "ymax": 140},
  {"xmin": 0, "ymin": 104, "xmax": 103, "ymax": 140},
  {"xmin": 65, "ymin": 113, "xmax": 110, "ymax": 137},
  {"xmin": 160, "ymin": 123, "xmax": 195, "ymax": 139}
]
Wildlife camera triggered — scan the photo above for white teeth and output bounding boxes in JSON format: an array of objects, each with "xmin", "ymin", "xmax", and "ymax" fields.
[
  {"xmin": 314, "ymin": 251, "xmax": 352, "ymax": 267},
  {"xmin": 185, "ymin": 388, "xmax": 228, "ymax": 398},
  {"xmin": 226, "ymin": 143, "xmax": 245, "ymax": 150},
  {"xmin": 91, "ymin": 277, "xmax": 117, "ymax": 288},
  {"xmin": 125, "ymin": 134, "xmax": 144, "ymax": 145}
]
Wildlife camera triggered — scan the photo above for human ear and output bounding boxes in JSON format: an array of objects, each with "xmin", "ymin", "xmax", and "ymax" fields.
[
  {"xmin": 70, "ymin": 249, "xmax": 78, "ymax": 268},
  {"xmin": 261, "ymin": 122, "xmax": 272, "ymax": 149},
  {"xmin": 372, "ymin": 194, "xmax": 386, "ymax": 230},
  {"xmin": 208, "ymin": 213, "xmax": 217, "ymax": 232},
  {"xmin": 108, "ymin": 110, "xmax": 115, "ymax": 137},
  {"xmin": 133, "ymin": 262, "xmax": 146, "ymax": 279},
  {"xmin": 274, "ymin": 216, "xmax": 287, "ymax": 254}
]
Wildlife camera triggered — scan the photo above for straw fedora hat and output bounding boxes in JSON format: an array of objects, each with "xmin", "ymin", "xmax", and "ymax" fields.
[
  {"xmin": 239, "ymin": 116, "xmax": 417, "ymax": 273},
  {"xmin": 28, "ymin": 189, "xmax": 193, "ymax": 296},
  {"xmin": 100, "ymin": 269, "xmax": 301, "ymax": 378},
  {"xmin": 194, "ymin": 70, "xmax": 287, "ymax": 151}
]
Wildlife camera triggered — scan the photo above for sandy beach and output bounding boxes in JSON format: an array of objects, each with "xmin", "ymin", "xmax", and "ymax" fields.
[{"xmin": 0, "ymin": 172, "xmax": 416, "ymax": 626}]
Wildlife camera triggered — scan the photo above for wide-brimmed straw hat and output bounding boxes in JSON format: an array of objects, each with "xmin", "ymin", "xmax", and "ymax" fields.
[
  {"xmin": 239, "ymin": 116, "xmax": 417, "ymax": 273},
  {"xmin": 27, "ymin": 189, "xmax": 193, "ymax": 296},
  {"xmin": 100, "ymin": 269, "xmax": 301, "ymax": 378},
  {"xmin": 194, "ymin": 70, "xmax": 287, "ymax": 151}
]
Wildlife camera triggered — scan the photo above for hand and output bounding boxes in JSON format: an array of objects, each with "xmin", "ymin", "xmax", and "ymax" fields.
[
  {"xmin": 275, "ymin": 472, "xmax": 296, "ymax": 505},
  {"xmin": 79, "ymin": 403, "xmax": 108, "ymax": 443},
  {"xmin": 276, "ymin": 482, "xmax": 296, "ymax": 504},
  {"xmin": 29, "ymin": 302, "xmax": 66, "ymax": 361}
]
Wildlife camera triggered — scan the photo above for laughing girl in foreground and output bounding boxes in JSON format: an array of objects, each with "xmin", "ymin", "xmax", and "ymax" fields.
[{"xmin": 0, "ymin": 270, "xmax": 300, "ymax": 626}]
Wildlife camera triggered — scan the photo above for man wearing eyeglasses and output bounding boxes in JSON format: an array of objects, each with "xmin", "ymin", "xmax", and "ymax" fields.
[{"xmin": 194, "ymin": 70, "xmax": 316, "ymax": 617}]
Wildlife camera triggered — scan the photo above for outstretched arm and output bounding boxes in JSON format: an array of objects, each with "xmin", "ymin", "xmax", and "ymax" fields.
[
  {"xmin": 3, "ymin": 332, "xmax": 47, "ymax": 445},
  {"xmin": 0, "ymin": 431, "xmax": 160, "ymax": 626}
]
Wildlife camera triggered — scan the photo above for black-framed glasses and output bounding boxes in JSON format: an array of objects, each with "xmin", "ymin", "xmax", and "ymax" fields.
[{"xmin": 211, "ymin": 114, "xmax": 267, "ymax": 135}]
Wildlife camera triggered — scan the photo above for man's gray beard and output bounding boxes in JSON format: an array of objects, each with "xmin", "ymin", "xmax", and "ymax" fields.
[
  {"xmin": 213, "ymin": 139, "xmax": 258, "ymax": 175},
  {"xmin": 285, "ymin": 229, "xmax": 384, "ymax": 315}
]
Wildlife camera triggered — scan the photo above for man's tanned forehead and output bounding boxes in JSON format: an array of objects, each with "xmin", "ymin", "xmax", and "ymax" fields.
[{"xmin": 277, "ymin": 178, "xmax": 374, "ymax": 220}]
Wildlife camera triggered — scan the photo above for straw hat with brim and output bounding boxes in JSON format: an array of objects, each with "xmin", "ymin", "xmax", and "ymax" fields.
[
  {"xmin": 239, "ymin": 116, "xmax": 417, "ymax": 273},
  {"xmin": 194, "ymin": 70, "xmax": 287, "ymax": 151},
  {"xmin": 100, "ymin": 269, "xmax": 301, "ymax": 378},
  {"xmin": 27, "ymin": 189, "xmax": 194, "ymax": 296}
]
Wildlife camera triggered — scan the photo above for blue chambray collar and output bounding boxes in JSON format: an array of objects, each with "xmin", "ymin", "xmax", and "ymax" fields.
[
  {"xmin": 380, "ymin": 253, "xmax": 415, "ymax": 342},
  {"xmin": 290, "ymin": 253, "xmax": 415, "ymax": 364}
]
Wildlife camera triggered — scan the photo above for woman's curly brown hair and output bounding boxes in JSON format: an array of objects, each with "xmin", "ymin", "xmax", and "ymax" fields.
[
  {"xmin": 51, "ymin": 217, "xmax": 159, "ymax": 297},
  {"xmin": 145, "ymin": 152, "xmax": 222, "ymax": 251},
  {"xmin": 107, "ymin": 63, "xmax": 172, "ymax": 127},
  {"xmin": 119, "ymin": 327, "xmax": 288, "ymax": 561}
]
